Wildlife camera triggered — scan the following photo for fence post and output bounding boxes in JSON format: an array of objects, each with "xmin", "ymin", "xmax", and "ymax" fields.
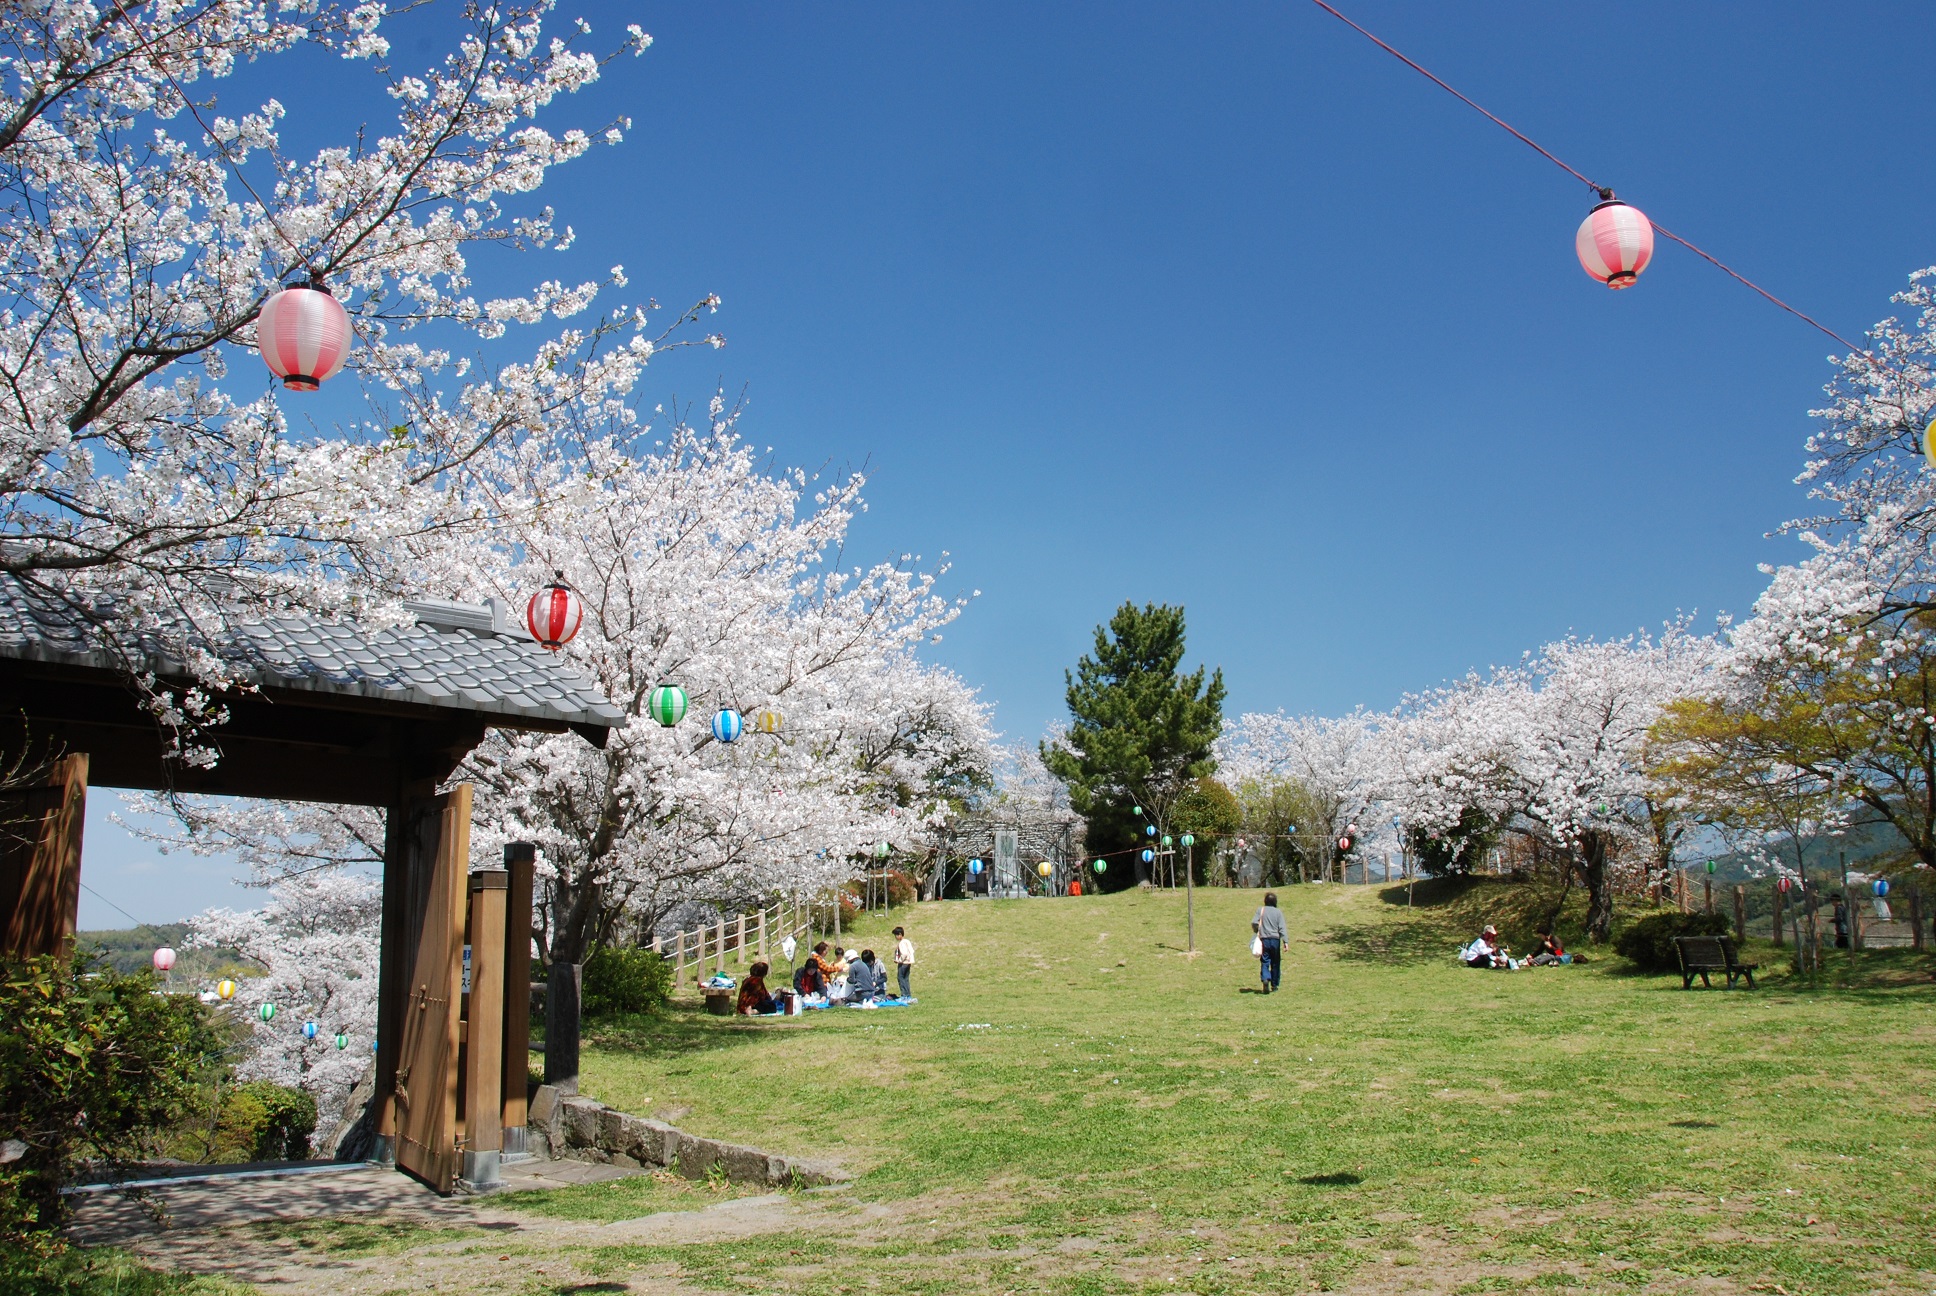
[
  {"xmin": 1772, "ymin": 884, "xmax": 1784, "ymax": 948},
  {"xmin": 757, "ymin": 907, "xmax": 768, "ymax": 960},
  {"xmin": 1733, "ymin": 885, "xmax": 1746, "ymax": 944},
  {"xmin": 1912, "ymin": 890, "xmax": 1926, "ymax": 952},
  {"xmin": 735, "ymin": 912, "xmax": 746, "ymax": 964},
  {"xmin": 713, "ymin": 919, "xmax": 726, "ymax": 974}
]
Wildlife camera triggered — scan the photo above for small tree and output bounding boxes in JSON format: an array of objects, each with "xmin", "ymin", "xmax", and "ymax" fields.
[{"xmin": 1045, "ymin": 602, "xmax": 1225, "ymax": 887}]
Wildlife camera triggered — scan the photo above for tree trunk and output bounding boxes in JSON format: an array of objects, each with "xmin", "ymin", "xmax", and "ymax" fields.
[
  {"xmin": 543, "ymin": 961, "xmax": 582, "ymax": 1094},
  {"xmin": 1578, "ymin": 830, "xmax": 1613, "ymax": 944}
]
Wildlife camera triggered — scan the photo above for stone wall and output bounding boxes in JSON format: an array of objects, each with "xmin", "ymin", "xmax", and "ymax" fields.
[{"xmin": 527, "ymin": 1086, "xmax": 847, "ymax": 1188}]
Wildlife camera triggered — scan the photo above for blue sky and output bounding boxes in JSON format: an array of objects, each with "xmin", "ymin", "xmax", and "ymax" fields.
[{"xmin": 78, "ymin": 0, "xmax": 1936, "ymax": 926}]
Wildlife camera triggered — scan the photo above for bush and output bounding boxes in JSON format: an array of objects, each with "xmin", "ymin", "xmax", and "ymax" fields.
[
  {"xmin": 582, "ymin": 945, "xmax": 673, "ymax": 1017},
  {"xmin": 0, "ymin": 952, "xmax": 222, "ymax": 1271},
  {"xmin": 211, "ymin": 1081, "xmax": 317, "ymax": 1162},
  {"xmin": 1613, "ymin": 911, "xmax": 1734, "ymax": 973}
]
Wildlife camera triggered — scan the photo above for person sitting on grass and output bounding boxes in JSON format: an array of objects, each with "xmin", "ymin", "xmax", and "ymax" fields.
[
  {"xmin": 1461, "ymin": 925, "xmax": 1515, "ymax": 969},
  {"xmin": 794, "ymin": 946, "xmax": 827, "ymax": 997},
  {"xmin": 1528, "ymin": 929, "xmax": 1572, "ymax": 966},
  {"xmin": 849, "ymin": 949, "xmax": 881, "ymax": 1002},
  {"xmin": 736, "ymin": 961, "xmax": 779, "ymax": 1015}
]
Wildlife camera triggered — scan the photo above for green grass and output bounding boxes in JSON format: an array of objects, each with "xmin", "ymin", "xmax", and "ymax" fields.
[
  {"xmin": 500, "ymin": 1167, "xmax": 767, "ymax": 1223},
  {"xmin": 567, "ymin": 882, "xmax": 1936, "ymax": 1294},
  {"xmin": 9, "ymin": 1247, "xmax": 256, "ymax": 1296}
]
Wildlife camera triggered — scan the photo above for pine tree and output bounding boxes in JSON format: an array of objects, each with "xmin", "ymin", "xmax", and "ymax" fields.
[{"xmin": 1045, "ymin": 602, "xmax": 1225, "ymax": 887}]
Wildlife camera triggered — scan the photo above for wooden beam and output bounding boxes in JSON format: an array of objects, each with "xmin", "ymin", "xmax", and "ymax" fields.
[
  {"xmin": 462, "ymin": 867, "xmax": 507, "ymax": 1187},
  {"xmin": 500, "ymin": 842, "xmax": 535, "ymax": 1154}
]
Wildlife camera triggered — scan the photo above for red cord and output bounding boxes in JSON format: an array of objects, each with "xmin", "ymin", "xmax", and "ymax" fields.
[{"xmin": 1305, "ymin": 0, "xmax": 1870, "ymax": 358}]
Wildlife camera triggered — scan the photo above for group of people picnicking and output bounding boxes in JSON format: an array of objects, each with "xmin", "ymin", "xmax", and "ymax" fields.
[
  {"xmin": 1246, "ymin": 893, "xmax": 1579, "ymax": 987},
  {"xmin": 734, "ymin": 927, "xmax": 917, "ymax": 1016},
  {"xmin": 1459, "ymin": 924, "xmax": 1576, "ymax": 970}
]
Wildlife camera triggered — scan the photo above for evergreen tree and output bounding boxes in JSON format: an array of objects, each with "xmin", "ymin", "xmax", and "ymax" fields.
[{"xmin": 1045, "ymin": 602, "xmax": 1225, "ymax": 888}]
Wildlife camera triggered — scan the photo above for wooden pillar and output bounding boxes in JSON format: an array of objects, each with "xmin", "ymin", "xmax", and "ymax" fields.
[
  {"xmin": 462, "ymin": 867, "xmax": 507, "ymax": 1188},
  {"xmin": 0, "ymin": 753, "xmax": 87, "ymax": 960},
  {"xmin": 735, "ymin": 912, "xmax": 746, "ymax": 964},
  {"xmin": 1732, "ymin": 885, "xmax": 1746, "ymax": 944},
  {"xmin": 1911, "ymin": 890, "xmax": 1925, "ymax": 952},
  {"xmin": 713, "ymin": 919, "xmax": 726, "ymax": 974},
  {"xmin": 499, "ymin": 842, "xmax": 535, "ymax": 1157},
  {"xmin": 758, "ymin": 907, "xmax": 768, "ymax": 960}
]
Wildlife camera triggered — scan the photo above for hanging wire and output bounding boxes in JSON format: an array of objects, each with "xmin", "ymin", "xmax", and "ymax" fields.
[{"xmin": 1305, "ymin": 0, "xmax": 1871, "ymax": 357}]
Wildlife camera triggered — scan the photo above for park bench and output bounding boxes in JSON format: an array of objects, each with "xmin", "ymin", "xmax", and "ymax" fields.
[{"xmin": 1673, "ymin": 935, "xmax": 1758, "ymax": 990}]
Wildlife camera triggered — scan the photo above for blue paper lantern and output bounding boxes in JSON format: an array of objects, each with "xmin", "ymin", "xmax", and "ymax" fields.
[
  {"xmin": 302, "ymin": 1020, "xmax": 318, "ymax": 1040},
  {"xmin": 1145, "ymin": 825, "xmax": 1156, "ymax": 837},
  {"xmin": 968, "ymin": 858, "xmax": 984, "ymax": 875},
  {"xmin": 1141, "ymin": 848, "xmax": 1154, "ymax": 863},
  {"xmin": 712, "ymin": 708, "xmax": 743, "ymax": 743},
  {"xmin": 1874, "ymin": 878, "xmax": 1891, "ymax": 898}
]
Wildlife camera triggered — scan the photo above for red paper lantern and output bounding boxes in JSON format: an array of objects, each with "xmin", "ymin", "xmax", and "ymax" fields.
[
  {"xmin": 152, "ymin": 947, "xmax": 176, "ymax": 972},
  {"xmin": 1575, "ymin": 197, "xmax": 1654, "ymax": 290},
  {"xmin": 257, "ymin": 278, "xmax": 353, "ymax": 390},
  {"xmin": 1777, "ymin": 876, "xmax": 1793, "ymax": 894},
  {"xmin": 525, "ymin": 572, "xmax": 583, "ymax": 650}
]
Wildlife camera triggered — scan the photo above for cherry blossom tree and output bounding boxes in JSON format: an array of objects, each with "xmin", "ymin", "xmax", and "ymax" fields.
[
  {"xmin": 0, "ymin": 0, "xmax": 723, "ymax": 758},
  {"xmin": 186, "ymin": 869, "xmax": 379, "ymax": 1152},
  {"xmin": 1218, "ymin": 708, "xmax": 1388, "ymax": 883}
]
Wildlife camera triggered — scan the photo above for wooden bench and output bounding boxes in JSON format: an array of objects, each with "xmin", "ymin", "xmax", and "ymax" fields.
[{"xmin": 1674, "ymin": 935, "xmax": 1758, "ymax": 989}]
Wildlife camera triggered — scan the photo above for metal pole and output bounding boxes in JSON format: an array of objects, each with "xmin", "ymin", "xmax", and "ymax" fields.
[{"xmin": 1186, "ymin": 841, "xmax": 1195, "ymax": 953}]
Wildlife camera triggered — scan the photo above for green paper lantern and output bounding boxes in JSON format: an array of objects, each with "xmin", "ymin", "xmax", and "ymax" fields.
[
  {"xmin": 1180, "ymin": 834, "xmax": 1195, "ymax": 847},
  {"xmin": 1092, "ymin": 859, "xmax": 1105, "ymax": 874},
  {"xmin": 874, "ymin": 840, "xmax": 892, "ymax": 859},
  {"xmin": 648, "ymin": 683, "xmax": 688, "ymax": 727},
  {"xmin": 1705, "ymin": 860, "xmax": 1716, "ymax": 875},
  {"xmin": 1161, "ymin": 834, "xmax": 1173, "ymax": 848},
  {"xmin": 335, "ymin": 1032, "xmax": 349, "ymax": 1050},
  {"xmin": 258, "ymin": 1002, "xmax": 277, "ymax": 1022},
  {"xmin": 1132, "ymin": 805, "xmax": 1142, "ymax": 816}
]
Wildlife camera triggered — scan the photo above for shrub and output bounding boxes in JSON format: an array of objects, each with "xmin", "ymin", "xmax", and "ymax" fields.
[
  {"xmin": 1613, "ymin": 911, "xmax": 1734, "ymax": 973},
  {"xmin": 0, "ymin": 952, "xmax": 222, "ymax": 1271},
  {"xmin": 582, "ymin": 945, "xmax": 673, "ymax": 1018},
  {"xmin": 212, "ymin": 1081, "xmax": 317, "ymax": 1162}
]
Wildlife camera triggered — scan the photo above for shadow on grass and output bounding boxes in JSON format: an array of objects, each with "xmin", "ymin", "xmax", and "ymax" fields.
[
  {"xmin": 582, "ymin": 1000, "xmax": 810, "ymax": 1063},
  {"xmin": 1293, "ymin": 1172, "xmax": 1363, "ymax": 1186}
]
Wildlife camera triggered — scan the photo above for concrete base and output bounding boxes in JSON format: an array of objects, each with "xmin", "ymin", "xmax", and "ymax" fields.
[
  {"xmin": 503, "ymin": 1125, "xmax": 527, "ymax": 1156},
  {"xmin": 459, "ymin": 1149, "xmax": 501, "ymax": 1190},
  {"xmin": 370, "ymin": 1134, "xmax": 396, "ymax": 1167}
]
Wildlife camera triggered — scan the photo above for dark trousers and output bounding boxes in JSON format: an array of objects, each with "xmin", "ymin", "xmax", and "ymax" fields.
[
  {"xmin": 1260, "ymin": 938, "xmax": 1281, "ymax": 989},
  {"xmin": 897, "ymin": 964, "xmax": 912, "ymax": 998}
]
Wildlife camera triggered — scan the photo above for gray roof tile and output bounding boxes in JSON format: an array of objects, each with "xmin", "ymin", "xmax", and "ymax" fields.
[{"xmin": 0, "ymin": 579, "xmax": 617, "ymax": 741}]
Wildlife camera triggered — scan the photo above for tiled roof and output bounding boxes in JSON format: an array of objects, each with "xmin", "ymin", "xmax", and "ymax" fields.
[{"xmin": 0, "ymin": 580, "xmax": 623, "ymax": 738}]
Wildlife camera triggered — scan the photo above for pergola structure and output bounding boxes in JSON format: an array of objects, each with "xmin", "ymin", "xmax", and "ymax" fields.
[{"xmin": 0, "ymin": 582, "xmax": 622, "ymax": 1193}]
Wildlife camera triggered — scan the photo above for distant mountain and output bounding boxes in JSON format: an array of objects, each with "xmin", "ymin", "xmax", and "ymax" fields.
[{"xmin": 1701, "ymin": 816, "xmax": 1917, "ymax": 887}]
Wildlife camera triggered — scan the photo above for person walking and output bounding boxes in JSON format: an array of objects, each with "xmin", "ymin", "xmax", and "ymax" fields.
[
  {"xmin": 892, "ymin": 926, "xmax": 915, "ymax": 1000},
  {"xmin": 1251, "ymin": 892, "xmax": 1287, "ymax": 993}
]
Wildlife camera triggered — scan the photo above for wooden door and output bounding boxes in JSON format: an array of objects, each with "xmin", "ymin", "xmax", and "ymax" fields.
[
  {"xmin": 393, "ymin": 784, "xmax": 471, "ymax": 1194},
  {"xmin": 0, "ymin": 754, "xmax": 87, "ymax": 960}
]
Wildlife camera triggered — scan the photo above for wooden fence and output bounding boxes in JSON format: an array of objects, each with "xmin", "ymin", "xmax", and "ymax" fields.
[{"xmin": 653, "ymin": 898, "xmax": 813, "ymax": 996}]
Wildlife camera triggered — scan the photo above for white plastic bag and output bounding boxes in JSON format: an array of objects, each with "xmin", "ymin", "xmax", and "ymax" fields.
[{"xmin": 1250, "ymin": 936, "xmax": 1263, "ymax": 957}]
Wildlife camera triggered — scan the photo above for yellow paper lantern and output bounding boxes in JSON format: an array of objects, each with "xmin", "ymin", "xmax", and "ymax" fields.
[
  {"xmin": 1037, "ymin": 861, "xmax": 1053, "ymax": 878},
  {"xmin": 756, "ymin": 708, "xmax": 783, "ymax": 734},
  {"xmin": 1923, "ymin": 417, "xmax": 1936, "ymax": 468},
  {"xmin": 217, "ymin": 979, "xmax": 237, "ymax": 1000}
]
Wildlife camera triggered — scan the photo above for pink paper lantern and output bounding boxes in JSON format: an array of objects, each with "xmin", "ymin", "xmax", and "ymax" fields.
[
  {"xmin": 152, "ymin": 947, "xmax": 176, "ymax": 972},
  {"xmin": 525, "ymin": 572, "xmax": 583, "ymax": 650},
  {"xmin": 257, "ymin": 280, "xmax": 353, "ymax": 391},
  {"xmin": 1575, "ymin": 198, "xmax": 1654, "ymax": 290}
]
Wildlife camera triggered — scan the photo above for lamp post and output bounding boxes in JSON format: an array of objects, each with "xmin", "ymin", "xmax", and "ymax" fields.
[
  {"xmin": 1181, "ymin": 834, "xmax": 1197, "ymax": 952},
  {"xmin": 1704, "ymin": 859, "xmax": 1716, "ymax": 915}
]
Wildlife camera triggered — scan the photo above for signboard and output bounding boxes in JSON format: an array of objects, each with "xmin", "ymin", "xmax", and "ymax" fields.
[{"xmin": 993, "ymin": 828, "xmax": 1022, "ymax": 898}]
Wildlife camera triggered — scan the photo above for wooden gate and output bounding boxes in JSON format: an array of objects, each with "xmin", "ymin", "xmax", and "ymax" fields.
[
  {"xmin": 0, "ymin": 754, "xmax": 87, "ymax": 959},
  {"xmin": 392, "ymin": 784, "xmax": 471, "ymax": 1194}
]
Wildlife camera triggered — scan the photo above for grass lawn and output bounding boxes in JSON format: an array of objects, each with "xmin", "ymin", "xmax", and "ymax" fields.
[{"xmin": 552, "ymin": 881, "xmax": 1936, "ymax": 1295}]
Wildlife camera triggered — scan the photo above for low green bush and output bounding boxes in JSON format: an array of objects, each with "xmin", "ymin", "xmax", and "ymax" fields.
[
  {"xmin": 212, "ymin": 1081, "xmax": 317, "ymax": 1162},
  {"xmin": 582, "ymin": 945, "xmax": 673, "ymax": 1017},
  {"xmin": 0, "ymin": 952, "xmax": 223, "ymax": 1277},
  {"xmin": 1613, "ymin": 911, "xmax": 1734, "ymax": 972}
]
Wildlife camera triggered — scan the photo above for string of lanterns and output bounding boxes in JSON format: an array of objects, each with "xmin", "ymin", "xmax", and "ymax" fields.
[{"xmin": 163, "ymin": 956, "xmax": 363, "ymax": 1051}]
